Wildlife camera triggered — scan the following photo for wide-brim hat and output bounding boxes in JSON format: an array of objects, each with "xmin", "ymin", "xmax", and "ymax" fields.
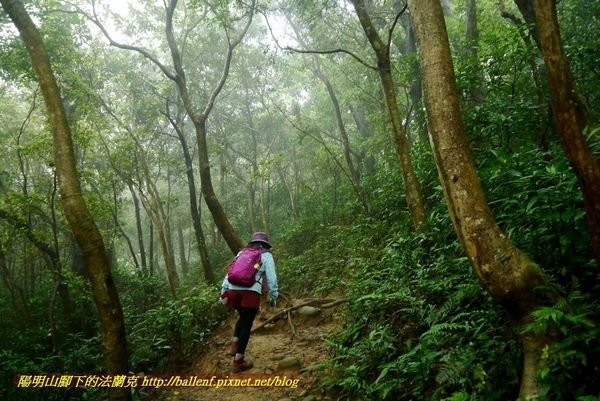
[{"xmin": 249, "ymin": 232, "xmax": 271, "ymax": 248}]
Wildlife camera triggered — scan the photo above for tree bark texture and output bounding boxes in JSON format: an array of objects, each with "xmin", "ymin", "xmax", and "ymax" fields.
[
  {"xmin": 0, "ymin": 1, "xmax": 131, "ymax": 400},
  {"xmin": 313, "ymin": 61, "xmax": 370, "ymax": 214},
  {"xmin": 128, "ymin": 181, "xmax": 148, "ymax": 274},
  {"xmin": 514, "ymin": 0, "xmax": 540, "ymax": 47},
  {"xmin": 407, "ymin": 0, "xmax": 550, "ymax": 399},
  {"xmin": 533, "ymin": 0, "xmax": 600, "ymax": 270},
  {"xmin": 464, "ymin": 0, "xmax": 485, "ymax": 105},
  {"xmin": 351, "ymin": 0, "xmax": 426, "ymax": 229}
]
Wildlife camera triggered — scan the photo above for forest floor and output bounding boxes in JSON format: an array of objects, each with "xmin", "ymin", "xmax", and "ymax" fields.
[{"xmin": 152, "ymin": 296, "xmax": 346, "ymax": 401}]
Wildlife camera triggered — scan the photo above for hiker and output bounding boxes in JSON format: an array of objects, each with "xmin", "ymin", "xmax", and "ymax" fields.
[{"xmin": 220, "ymin": 232, "xmax": 279, "ymax": 373}]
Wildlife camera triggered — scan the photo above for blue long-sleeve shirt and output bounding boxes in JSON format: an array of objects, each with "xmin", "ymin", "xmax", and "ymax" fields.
[{"xmin": 221, "ymin": 251, "xmax": 278, "ymax": 301}]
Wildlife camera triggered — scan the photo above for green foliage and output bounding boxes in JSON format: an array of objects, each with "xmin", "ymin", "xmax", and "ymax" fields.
[
  {"xmin": 482, "ymin": 146, "xmax": 595, "ymax": 282},
  {"xmin": 0, "ymin": 264, "xmax": 227, "ymax": 400},
  {"xmin": 302, "ymin": 138, "xmax": 599, "ymax": 401},
  {"xmin": 127, "ymin": 285, "xmax": 226, "ymax": 373},
  {"xmin": 278, "ymin": 219, "xmax": 385, "ymax": 296},
  {"xmin": 316, "ymin": 210, "xmax": 520, "ymax": 401},
  {"xmin": 114, "ymin": 268, "xmax": 227, "ymax": 373},
  {"xmin": 558, "ymin": 0, "xmax": 600, "ymax": 119},
  {"xmin": 522, "ymin": 288, "xmax": 600, "ymax": 400},
  {"xmin": 0, "ymin": 272, "xmax": 102, "ymax": 401},
  {"xmin": 1, "ymin": 1, "xmax": 599, "ymax": 401}
]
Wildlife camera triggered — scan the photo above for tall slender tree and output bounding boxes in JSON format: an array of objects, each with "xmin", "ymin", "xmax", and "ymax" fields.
[
  {"xmin": 165, "ymin": 102, "xmax": 215, "ymax": 284},
  {"xmin": 286, "ymin": 14, "xmax": 370, "ymax": 214},
  {"xmin": 0, "ymin": 1, "xmax": 130, "ymax": 400},
  {"xmin": 350, "ymin": 0, "xmax": 426, "ymax": 229},
  {"xmin": 84, "ymin": 0, "xmax": 252, "ymax": 254}
]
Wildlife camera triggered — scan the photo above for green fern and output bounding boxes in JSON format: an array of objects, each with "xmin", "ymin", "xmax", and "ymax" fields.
[
  {"xmin": 436, "ymin": 363, "xmax": 465, "ymax": 386},
  {"xmin": 421, "ymin": 322, "xmax": 470, "ymax": 340},
  {"xmin": 442, "ymin": 391, "xmax": 470, "ymax": 401}
]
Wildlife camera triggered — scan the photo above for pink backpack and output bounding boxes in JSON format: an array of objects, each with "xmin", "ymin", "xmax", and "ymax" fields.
[{"xmin": 227, "ymin": 247, "xmax": 263, "ymax": 287}]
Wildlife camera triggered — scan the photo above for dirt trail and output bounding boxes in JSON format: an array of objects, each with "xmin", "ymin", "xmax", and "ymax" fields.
[{"xmin": 157, "ymin": 298, "xmax": 344, "ymax": 401}]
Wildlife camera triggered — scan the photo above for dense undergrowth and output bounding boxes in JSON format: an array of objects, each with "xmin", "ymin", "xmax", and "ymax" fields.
[
  {"xmin": 278, "ymin": 142, "xmax": 600, "ymax": 401},
  {"xmin": 0, "ymin": 271, "xmax": 226, "ymax": 401}
]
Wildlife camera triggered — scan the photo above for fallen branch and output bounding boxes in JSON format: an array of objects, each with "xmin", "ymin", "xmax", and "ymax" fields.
[
  {"xmin": 252, "ymin": 298, "xmax": 347, "ymax": 332},
  {"xmin": 321, "ymin": 298, "xmax": 347, "ymax": 309}
]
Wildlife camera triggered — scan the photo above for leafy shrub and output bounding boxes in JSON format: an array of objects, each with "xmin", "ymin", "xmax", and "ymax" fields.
[
  {"xmin": 482, "ymin": 146, "xmax": 594, "ymax": 281},
  {"xmin": 278, "ymin": 220, "xmax": 386, "ymax": 296},
  {"xmin": 522, "ymin": 287, "xmax": 600, "ymax": 400},
  {"xmin": 311, "ymin": 140, "xmax": 600, "ymax": 401},
  {"xmin": 127, "ymin": 283, "xmax": 227, "ymax": 373},
  {"xmin": 317, "ymin": 214, "xmax": 521, "ymax": 401}
]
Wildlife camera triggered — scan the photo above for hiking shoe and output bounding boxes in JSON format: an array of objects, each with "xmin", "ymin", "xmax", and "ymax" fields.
[
  {"xmin": 232, "ymin": 358, "xmax": 253, "ymax": 373},
  {"xmin": 228, "ymin": 340, "xmax": 238, "ymax": 356}
]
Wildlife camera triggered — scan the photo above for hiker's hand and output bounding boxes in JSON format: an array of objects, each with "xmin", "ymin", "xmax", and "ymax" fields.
[{"xmin": 220, "ymin": 291, "xmax": 229, "ymax": 305}]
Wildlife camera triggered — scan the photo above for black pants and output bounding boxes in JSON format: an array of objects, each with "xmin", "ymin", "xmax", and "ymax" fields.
[{"xmin": 234, "ymin": 307, "xmax": 258, "ymax": 355}]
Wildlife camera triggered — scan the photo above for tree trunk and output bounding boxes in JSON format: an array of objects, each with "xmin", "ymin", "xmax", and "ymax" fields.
[
  {"xmin": 167, "ymin": 111, "xmax": 215, "ymax": 284},
  {"xmin": 407, "ymin": 0, "xmax": 550, "ymax": 399},
  {"xmin": 0, "ymin": 1, "xmax": 131, "ymax": 400},
  {"xmin": 397, "ymin": 4, "xmax": 427, "ymax": 143},
  {"xmin": 195, "ymin": 118, "xmax": 244, "ymax": 252},
  {"xmin": 513, "ymin": 0, "xmax": 540, "ymax": 47},
  {"xmin": 349, "ymin": 104, "xmax": 377, "ymax": 175},
  {"xmin": 350, "ymin": 0, "xmax": 426, "ymax": 229},
  {"xmin": 464, "ymin": 0, "xmax": 485, "ymax": 105},
  {"xmin": 499, "ymin": 2, "xmax": 546, "ymax": 149},
  {"xmin": 0, "ymin": 209, "xmax": 78, "ymax": 333},
  {"xmin": 277, "ymin": 163, "xmax": 300, "ymax": 221},
  {"xmin": 177, "ymin": 224, "xmax": 189, "ymax": 277},
  {"xmin": 286, "ymin": 14, "xmax": 370, "ymax": 213},
  {"xmin": 111, "ymin": 182, "xmax": 141, "ymax": 272},
  {"xmin": 128, "ymin": 181, "xmax": 148, "ymax": 274},
  {"xmin": 138, "ymin": 154, "xmax": 179, "ymax": 297},
  {"xmin": 313, "ymin": 62, "xmax": 370, "ymax": 214},
  {"xmin": 92, "ymin": 0, "xmax": 250, "ymax": 255},
  {"xmin": 259, "ymin": 176, "xmax": 270, "ymax": 233},
  {"xmin": 163, "ymin": 0, "xmax": 249, "ymax": 254},
  {"xmin": 533, "ymin": 0, "xmax": 600, "ymax": 270}
]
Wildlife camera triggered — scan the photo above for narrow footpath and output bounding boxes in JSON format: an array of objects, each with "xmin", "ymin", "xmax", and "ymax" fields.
[{"xmin": 157, "ymin": 297, "xmax": 345, "ymax": 401}]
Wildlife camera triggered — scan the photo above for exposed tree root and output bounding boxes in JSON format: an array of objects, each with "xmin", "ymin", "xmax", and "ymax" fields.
[{"xmin": 252, "ymin": 297, "xmax": 347, "ymax": 333}]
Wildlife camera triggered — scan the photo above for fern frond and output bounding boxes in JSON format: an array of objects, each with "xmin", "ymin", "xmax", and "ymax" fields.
[
  {"xmin": 421, "ymin": 322, "xmax": 469, "ymax": 340},
  {"xmin": 435, "ymin": 362, "xmax": 464, "ymax": 385}
]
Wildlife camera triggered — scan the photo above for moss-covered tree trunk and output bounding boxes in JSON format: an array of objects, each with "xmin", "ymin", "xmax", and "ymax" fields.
[
  {"xmin": 407, "ymin": 0, "xmax": 550, "ymax": 398},
  {"xmin": 0, "ymin": 1, "xmax": 131, "ymax": 400}
]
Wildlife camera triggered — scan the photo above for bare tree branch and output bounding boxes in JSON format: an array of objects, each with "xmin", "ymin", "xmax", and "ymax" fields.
[
  {"xmin": 201, "ymin": 0, "xmax": 257, "ymax": 120},
  {"xmin": 283, "ymin": 46, "xmax": 378, "ymax": 71},
  {"xmin": 259, "ymin": 9, "xmax": 378, "ymax": 71},
  {"xmin": 67, "ymin": 0, "xmax": 178, "ymax": 81},
  {"xmin": 387, "ymin": 2, "xmax": 408, "ymax": 50}
]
